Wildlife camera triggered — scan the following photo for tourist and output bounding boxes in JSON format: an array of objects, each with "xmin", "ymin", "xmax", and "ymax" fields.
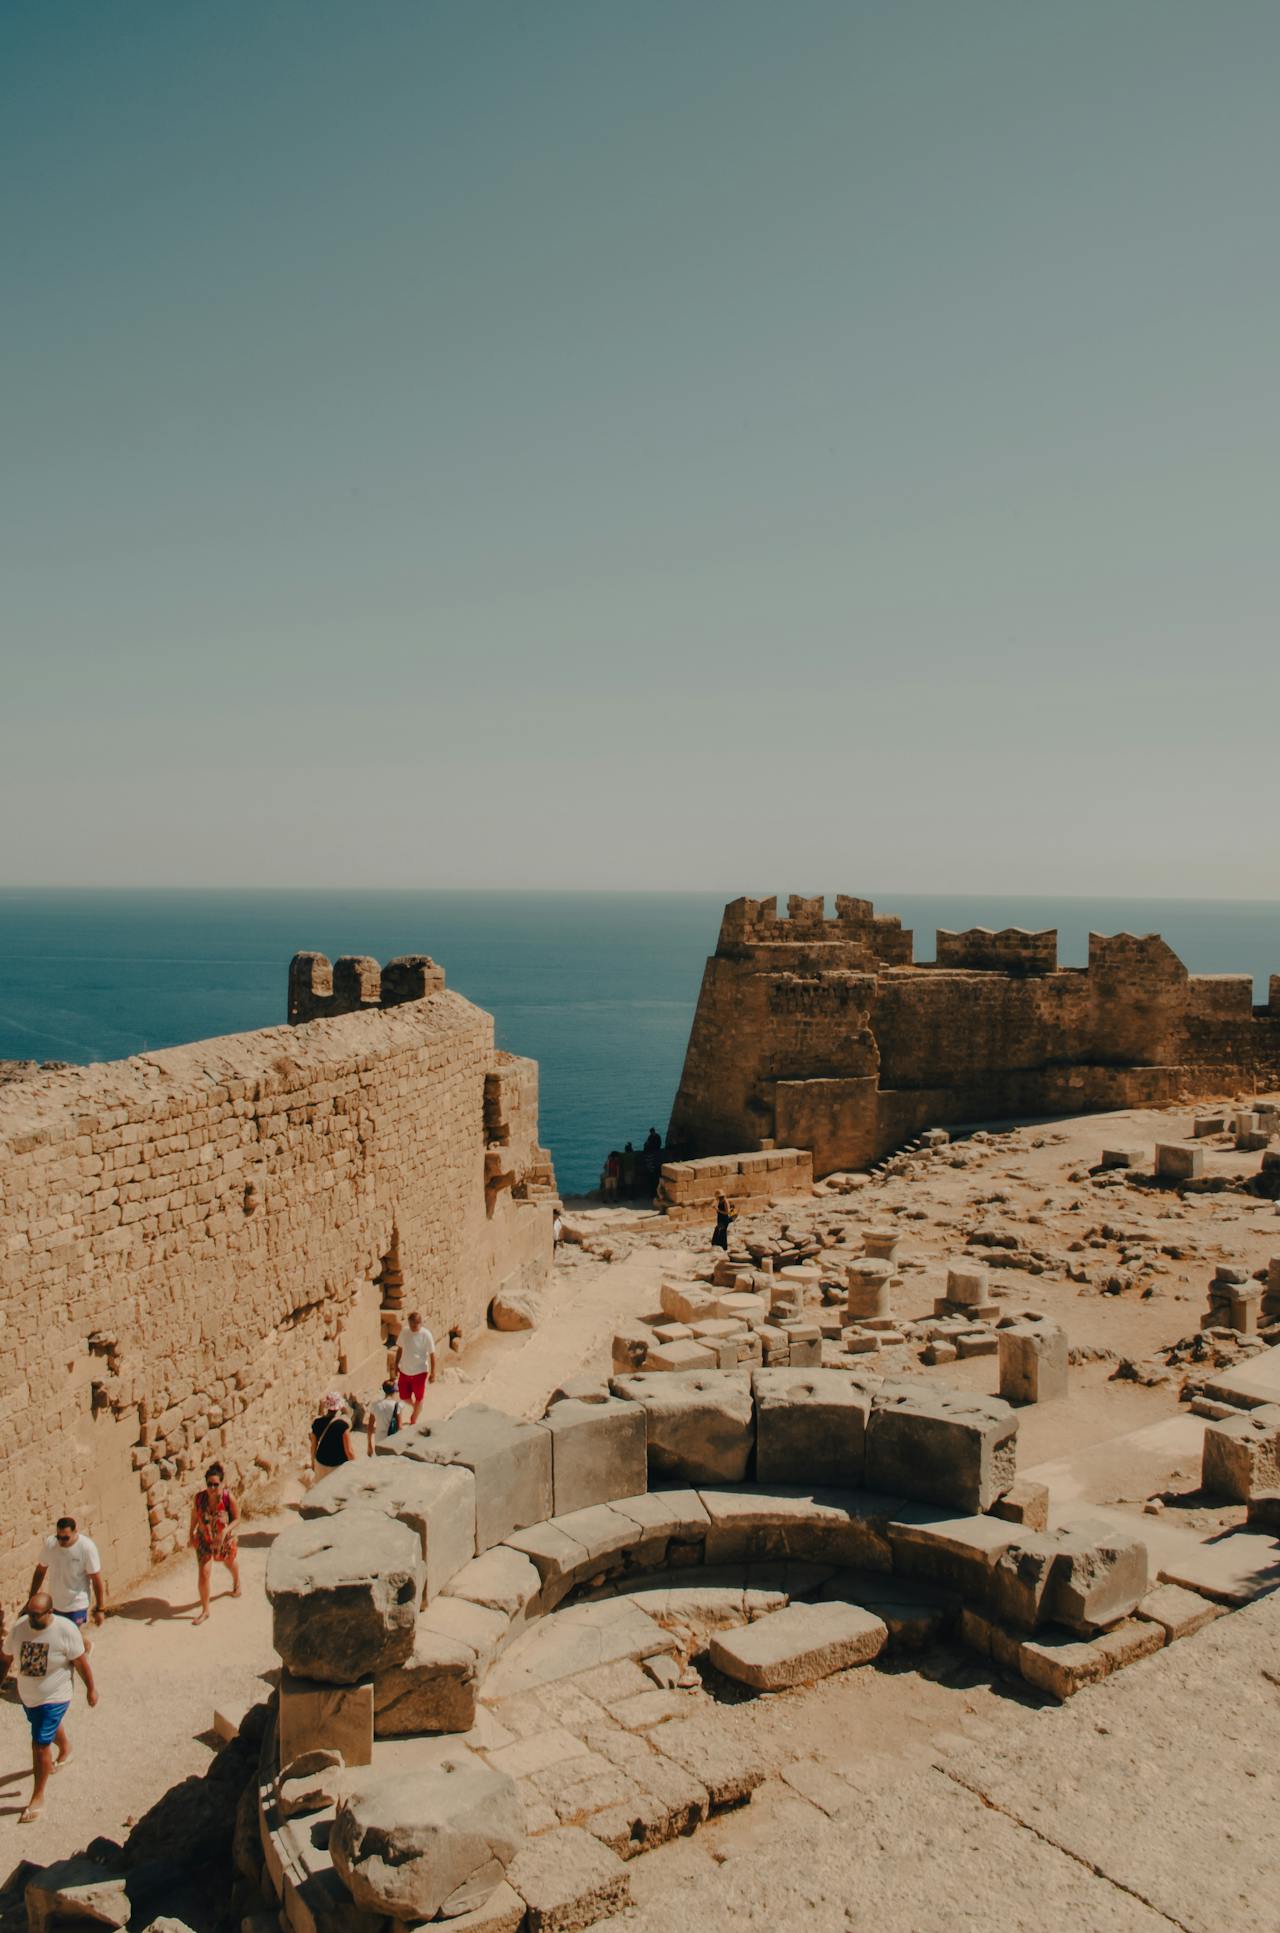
[
  {"xmin": 189, "ymin": 1462, "xmax": 241, "ymax": 1625},
  {"xmin": 0, "ymin": 1591, "xmax": 98, "ymax": 1824},
  {"xmin": 643, "ymin": 1125, "xmax": 663, "ymax": 1193},
  {"xmin": 393, "ymin": 1310, "xmax": 437, "ymax": 1425},
  {"xmin": 552, "ymin": 1210, "xmax": 563, "ymax": 1256},
  {"xmin": 711, "ymin": 1190, "xmax": 736, "ymax": 1250},
  {"xmin": 601, "ymin": 1150, "xmax": 621, "ymax": 1199},
  {"xmin": 30, "ymin": 1516, "xmax": 105, "ymax": 1649},
  {"xmin": 310, "ymin": 1392, "xmax": 355, "ymax": 1471},
  {"xmin": 365, "ymin": 1377, "xmax": 402, "ymax": 1453}
]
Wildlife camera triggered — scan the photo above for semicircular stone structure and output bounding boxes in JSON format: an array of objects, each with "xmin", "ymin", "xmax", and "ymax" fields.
[{"xmin": 257, "ymin": 1368, "xmax": 1180, "ymax": 1931}]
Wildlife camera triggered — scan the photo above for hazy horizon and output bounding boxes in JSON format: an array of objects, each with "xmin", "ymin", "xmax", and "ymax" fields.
[{"xmin": 4, "ymin": 2, "xmax": 1278, "ymax": 897}]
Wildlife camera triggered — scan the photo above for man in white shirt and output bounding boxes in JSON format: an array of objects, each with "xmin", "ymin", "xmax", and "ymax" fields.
[
  {"xmin": 31, "ymin": 1516, "xmax": 106, "ymax": 1649},
  {"xmin": 365, "ymin": 1377, "xmax": 402, "ymax": 1454},
  {"xmin": 393, "ymin": 1310, "xmax": 437, "ymax": 1424},
  {"xmin": 0, "ymin": 1591, "xmax": 98, "ymax": 1824}
]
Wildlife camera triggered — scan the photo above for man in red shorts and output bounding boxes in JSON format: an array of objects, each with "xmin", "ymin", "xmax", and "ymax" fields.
[{"xmin": 393, "ymin": 1310, "xmax": 437, "ymax": 1425}]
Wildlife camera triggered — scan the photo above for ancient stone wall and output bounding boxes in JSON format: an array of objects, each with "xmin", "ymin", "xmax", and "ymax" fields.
[
  {"xmin": 0, "ymin": 976, "xmax": 555, "ymax": 1602},
  {"xmin": 667, "ymin": 895, "xmax": 1280, "ymax": 1175}
]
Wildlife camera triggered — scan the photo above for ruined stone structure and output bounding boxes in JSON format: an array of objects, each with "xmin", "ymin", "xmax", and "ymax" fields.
[
  {"xmin": 0, "ymin": 955, "xmax": 555, "ymax": 1602},
  {"xmin": 667, "ymin": 894, "xmax": 1280, "ymax": 1176}
]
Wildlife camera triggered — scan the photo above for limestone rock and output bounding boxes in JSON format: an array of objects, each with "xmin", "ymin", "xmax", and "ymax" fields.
[
  {"xmin": 610, "ymin": 1370, "xmax": 754, "ymax": 1483},
  {"xmin": 865, "ymin": 1385, "xmax": 1018, "ymax": 1514},
  {"xmin": 506, "ymin": 1823, "xmax": 632, "ymax": 1932},
  {"xmin": 302, "ymin": 1455, "xmax": 476, "ymax": 1602},
  {"xmin": 540, "ymin": 1396, "xmax": 648, "ymax": 1514},
  {"xmin": 26, "ymin": 1860, "xmax": 129, "ymax": 1933},
  {"xmin": 276, "ymin": 1747, "xmax": 345, "ymax": 1819},
  {"xmin": 751, "ymin": 1367, "xmax": 872, "ymax": 1486},
  {"xmin": 491, "ymin": 1284, "xmax": 543, "ymax": 1331},
  {"xmin": 267, "ymin": 1507, "xmax": 422, "ymax": 1683},
  {"xmin": 708, "ymin": 1601, "xmax": 887, "ymax": 1690},
  {"xmin": 409, "ymin": 1403, "xmax": 554, "ymax": 1552},
  {"xmin": 331, "ymin": 1758, "xmax": 524, "ymax": 1922}
]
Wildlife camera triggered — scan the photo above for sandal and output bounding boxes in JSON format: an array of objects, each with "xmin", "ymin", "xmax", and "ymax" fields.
[{"xmin": 20, "ymin": 1804, "xmax": 43, "ymax": 1824}]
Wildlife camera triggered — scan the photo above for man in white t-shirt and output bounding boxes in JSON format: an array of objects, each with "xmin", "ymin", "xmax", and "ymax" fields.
[
  {"xmin": 365, "ymin": 1378, "xmax": 402, "ymax": 1454},
  {"xmin": 393, "ymin": 1310, "xmax": 437, "ymax": 1424},
  {"xmin": 32, "ymin": 1516, "xmax": 105, "ymax": 1649},
  {"xmin": 0, "ymin": 1591, "xmax": 98, "ymax": 1824}
]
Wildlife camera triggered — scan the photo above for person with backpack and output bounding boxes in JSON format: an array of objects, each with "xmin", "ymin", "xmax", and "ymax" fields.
[
  {"xmin": 310, "ymin": 1392, "xmax": 355, "ymax": 1474},
  {"xmin": 365, "ymin": 1378, "xmax": 402, "ymax": 1454}
]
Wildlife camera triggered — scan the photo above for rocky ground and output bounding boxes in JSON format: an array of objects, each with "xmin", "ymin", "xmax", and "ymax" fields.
[{"xmin": 3, "ymin": 1094, "xmax": 1278, "ymax": 1929}]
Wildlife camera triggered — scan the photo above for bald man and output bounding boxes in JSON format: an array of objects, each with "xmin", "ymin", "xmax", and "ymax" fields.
[{"xmin": 0, "ymin": 1590, "xmax": 98, "ymax": 1824}]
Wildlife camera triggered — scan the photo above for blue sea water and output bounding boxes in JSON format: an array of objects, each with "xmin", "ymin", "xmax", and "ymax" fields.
[{"xmin": 1, "ymin": 889, "xmax": 1277, "ymax": 1194}]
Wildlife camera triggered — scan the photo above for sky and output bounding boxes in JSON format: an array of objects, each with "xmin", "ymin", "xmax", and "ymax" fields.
[{"xmin": 3, "ymin": 1, "xmax": 1278, "ymax": 896}]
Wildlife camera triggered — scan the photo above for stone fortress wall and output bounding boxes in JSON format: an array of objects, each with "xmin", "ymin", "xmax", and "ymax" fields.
[
  {"xmin": 0, "ymin": 953, "xmax": 556, "ymax": 1604},
  {"xmin": 667, "ymin": 894, "xmax": 1280, "ymax": 1176}
]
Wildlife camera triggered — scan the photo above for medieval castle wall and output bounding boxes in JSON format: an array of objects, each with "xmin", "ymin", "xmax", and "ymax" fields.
[
  {"xmin": 0, "ymin": 958, "xmax": 555, "ymax": 1602},
  {"xmin": 667, "ymin": 896, "xmax": 1280, "ymax": 1177}
]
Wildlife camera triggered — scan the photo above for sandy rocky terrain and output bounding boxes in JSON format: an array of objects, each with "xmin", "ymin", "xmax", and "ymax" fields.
[{"xmin": 3, "ymin": 1095, "xmax": 1279, "ymax": 1932}]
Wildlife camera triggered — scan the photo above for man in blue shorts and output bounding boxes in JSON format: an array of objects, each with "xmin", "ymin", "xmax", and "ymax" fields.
[{"xmin": 0, "ymin": 1591, "xmax": 98, "ymax": 1824}]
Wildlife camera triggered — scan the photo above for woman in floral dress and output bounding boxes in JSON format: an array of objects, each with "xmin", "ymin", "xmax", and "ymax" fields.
[{"xmin": 189, "ymin": 1461, "xmax": 241, "ymax": 1625}]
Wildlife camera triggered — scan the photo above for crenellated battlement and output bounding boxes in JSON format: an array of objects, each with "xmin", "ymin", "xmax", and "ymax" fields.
[
  {"xmin": 718, "ymin": 894, "xmax": 914, "ymax": 964},
  {"xmin": 668, "ymin": 893, "xmax": 1280, "ymax": 1175},
  {"xmin": 934, "ymin": 927, "xmax": 1058, "ymax": 974},
  {"xmin": 288, "ymin": 951, "xmax": 446, "ymax": 1026}
]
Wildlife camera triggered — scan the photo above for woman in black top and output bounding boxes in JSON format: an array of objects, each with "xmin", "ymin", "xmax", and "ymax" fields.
[{"xmin": 310, "ymin": 1393, "xmax": 354, "ymax": 1472}]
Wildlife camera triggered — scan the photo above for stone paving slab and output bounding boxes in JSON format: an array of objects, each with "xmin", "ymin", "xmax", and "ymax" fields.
[
  {"xmin": 933, "ymin": 1588, "xmax": 1280, "ymax": 1932},
  {"xmin": 481, "ymin": 1597, "xmax": 679, "ymax": 1699}
]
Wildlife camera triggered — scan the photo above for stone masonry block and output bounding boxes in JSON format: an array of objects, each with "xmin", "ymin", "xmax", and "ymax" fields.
[
  {"xmin": 992, "ymin": 1515, "xmax": 1149, "ymax": 1634},
  {"xmin": 1201, "ymin": 1403, "xmax": 1280, "ymax": 1502},
  {"xmin": 538, "ymin": 1398, "xmax": 648, "ymax": 1517},
  {"xmin": 751, "ymin": 1367, "xmax": 871, "ymax": 1486},
  {"xmin": 997, "ymin": 1319, "xmax": 1068, "ymax": 1405},
  {"xmin": 865, "ymin": 1386, "xmax": 1018, "ymax": 1513},
  {"xmin": 1155, "ymin": 1142, "xmax": 1204, "ymax": 1181},
  {"xmin": 267, "ymin": 1508, "xmax": 423, "ymax": 1684},
  {"xmin": 278, "ymin": 1672, "xmax": 373, "ymax": 1768},
  {"xmin": 372, "ymin": 1619, "xmax": 480, "ymax": 1737},
  {"xmin": 944, "ymin": 1261, "xmax": 989, "ymax": 1307},
  {"xmin": 610, "ymin": 1371, "xmax": 755, "ymax": 1484},
  {"xmin": 304, "ymin": 1456, "xmax": 476, "ymax": 1602},
  {"xmin": 708, "ymin": 1600, "xmax": 887, "ymax": 1689},
  {"xmin": 410, "ymin": 1404, "xmax": 554, "ymax": 1554},
  {"xmin": 331, "ymin": 1757, "xmax": 524, "ymax": 1922}
]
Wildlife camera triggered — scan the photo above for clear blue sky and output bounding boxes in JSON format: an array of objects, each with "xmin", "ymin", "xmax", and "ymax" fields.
[{"xmin": 3, "ymin": 1, "xmax": 1277, "ymax": 894}]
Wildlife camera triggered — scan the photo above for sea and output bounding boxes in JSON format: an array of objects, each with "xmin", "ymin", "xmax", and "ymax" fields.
[{"xmin": 1, "ymin": 889, "xmax": 1277, "ymax": 1195}]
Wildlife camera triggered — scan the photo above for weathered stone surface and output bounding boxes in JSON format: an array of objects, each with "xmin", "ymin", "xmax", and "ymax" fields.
[
  {"xmin": 1018, "ymin": 1618, "xmax": 1164, "ymax": 1699},
  {"xmin": 887, "ymin": 1506, "xmax": 1017, "ymax": 1599},
  {"xmin": 1201, "ymin": 1403, "xmax": 1280, "ymax": 1502},
  {"xmin": 506, "ymin": 1824, "xmax": 631, "ymax": 1931},
  {"xmin": 410, "ymin": 1404, "xmax": 554, "ymax": 1553},
  {"xmin": 445, "ymin": 1545, "xmax": 543, "ymax": 1621},
  {"xmin": 277, "ymin": 1748, "xmax": 346, "ymax": 1820},
  {"xmin": 698, "ymin": 1485, "xmax": 893, "ymax": 1571},
  {"xmin": 709, "ymin": 1600, "xmax": 887, "ymax": 1689},
  {"xmin": 278, "ymin": 1673, "xmax": 374, "ymax": 1767},
  {"xmin": 267, "ymin": 1509, "xmax": 423, "ymax": 1683},
  {"xmin": 541, "ymin": 1398, "xmax": 648, "ymax": 1515},
  {"xmin": 1155, "ymin": 1142, "xmax": 1203, "ymax": 1181},
  {"xmin": 989, "ymin": 1479, "xmax": 1050, "ymax": 1531},
  {"xmin": 647, "ymin": 1715, "xmax": 767, "ymax": 1809},
  {"xmin": 26, "ymin": 1859, "xmax": 129, "ymax": 1933},
  {"xmin": 330, "ymin": 1758, "xmax": 523, "ymax": 1922},
  {"xmin": 610, "ymin": 1371, "xmax": 754, "ymax": 1483},
  {"xmin": 866, "ymin": 1386, "xmax": 1018, "ymax": 1513},
  {"xmin": 997, "ymin": 1319, "xmax": 1068, "ymax": 1405},
  {"xmin": 372, "ymin": 1622, "xmax": 479, "ymax": 1736},
  {"xmin": 490, "ymin": 1284, "xmax": 542, "ymax": 1330},
  {"xmin": 659, "ymin": 1281, "xmax": 716, "ymax": 1325},
  {"xmin": 751, "ymin": 1368, "xmax": 871, "ymax": 1486},
  {"xmin": 482, "ymin": 1598, "xmax": 678, "ymax": 1700},
  {"xmin": 1133, "ymin": 1583, "xmax": 1224, "ymax": 1643},
  {"xmin": 302, "ymin": 1455, "xmax": 476, "ymax": 1603},
  {"xmin": 993, "ymin": 1518, "xmax": 1148, "ymax": 1634}
]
